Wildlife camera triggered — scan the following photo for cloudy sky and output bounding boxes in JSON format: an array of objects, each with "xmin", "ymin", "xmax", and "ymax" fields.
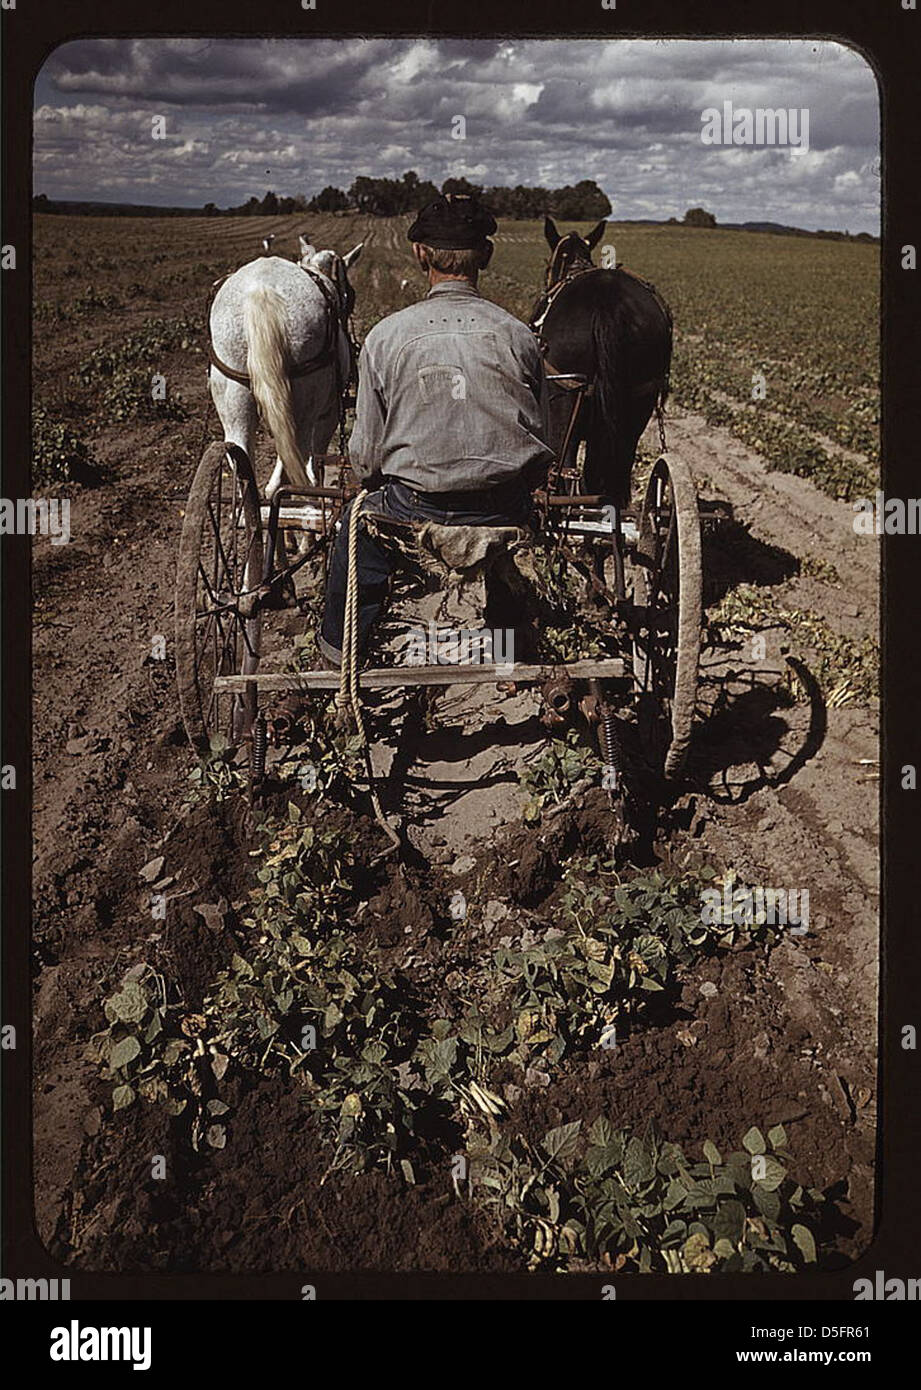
[{"xmin": 34, "ymin": 38, "xmax": 880, "ymax": 232}]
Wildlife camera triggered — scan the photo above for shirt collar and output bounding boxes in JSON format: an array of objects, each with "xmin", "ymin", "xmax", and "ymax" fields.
[{"xmin": 426, "ymin": 280, "xmax": 480, "ymax": 298}]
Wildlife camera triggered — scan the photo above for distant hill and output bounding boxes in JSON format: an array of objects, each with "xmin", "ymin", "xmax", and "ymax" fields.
[
  {"xmin": 32, "ymin": 197, "xmax": 204, "ymax": 217},
  {"xmin": 724, "ymin": 219, "xmax": 878, "ymax": 242},
  {"xmin": 614, "ymin": 217, "xmax": 877, "ymax": 242}
]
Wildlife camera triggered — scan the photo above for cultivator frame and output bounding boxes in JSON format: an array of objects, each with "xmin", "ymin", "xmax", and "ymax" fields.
[{"xmin": 174, "ymin": 425, "xmax": 728, "ymax": 813}]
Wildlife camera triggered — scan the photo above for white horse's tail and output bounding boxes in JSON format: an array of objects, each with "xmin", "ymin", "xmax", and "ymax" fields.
[{"xmin": 242, "ymin": 286, "xmax": 309, "ymax": 488}]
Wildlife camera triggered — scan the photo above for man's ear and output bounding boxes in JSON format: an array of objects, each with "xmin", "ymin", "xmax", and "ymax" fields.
[
  {"xmin": 411, "ymin": 242, "xmax": 428, "ymax": 271},
  {"xmin": 585, "ymin": 219, "xmax": 607, "ymax": 251},
  {"xmin": 544, "ymin": 216, "xmax": 560, "ymax": 250}
]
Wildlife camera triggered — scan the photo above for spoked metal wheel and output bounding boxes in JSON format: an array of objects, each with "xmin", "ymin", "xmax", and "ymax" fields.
[
  {"xmin": 175, "ymin": 442, "xmax": 264, "ymax": 752},
  {"xmin": 631, "ymin": 452, "xmax": 702, "ymax": 778}
]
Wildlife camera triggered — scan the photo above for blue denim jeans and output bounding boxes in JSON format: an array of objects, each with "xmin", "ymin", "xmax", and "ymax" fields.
[{"xmin": 319, "ymin": 475, "xmax": 532, "ymax": 663}]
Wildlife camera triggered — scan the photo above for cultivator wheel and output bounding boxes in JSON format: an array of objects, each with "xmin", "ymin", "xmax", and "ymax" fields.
[
  {"xmin": 175, "ymin": 442, "xmax": 264, "ymax": 752},
  {"xmin": 631, "ymin": 452, "xmax": 702, "ymax": 779}
]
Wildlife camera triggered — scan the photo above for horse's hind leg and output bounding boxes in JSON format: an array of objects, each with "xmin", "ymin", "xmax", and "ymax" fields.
[
  {"xmin": 297, "ymin": 372, "xmax": 340, "ymax": 489},
  {"xmin": 209, "ymin": 369, "xmax": 257, "ymax": 470},
  {"xmin": 264, "ymin": 377, "xmax": 326, "ymax": 500}
]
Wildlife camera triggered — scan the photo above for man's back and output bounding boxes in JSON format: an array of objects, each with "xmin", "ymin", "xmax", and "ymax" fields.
[{"xmin": 349, "ymin": 281, "xmax": 553, "ymax": 493}]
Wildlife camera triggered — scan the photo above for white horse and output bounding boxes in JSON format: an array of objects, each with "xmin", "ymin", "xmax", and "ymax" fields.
[{"xmin": 208, "ymin": 234, "xmax": 363, "ymax": 497}]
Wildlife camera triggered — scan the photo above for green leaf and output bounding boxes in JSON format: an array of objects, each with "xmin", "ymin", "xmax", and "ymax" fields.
[
  {"xmin": 768, "ymin": 1124, "xmax": 788, "ymax": 1150},
  {"xmin": 712, "ymin": 1199, "xmax": 746, "ymax": 1245},
  {"xmin": 112, "ymin": 1083, "xmax": 135, "ymax": 1111},
  {"xmin": 661, "ymin": 1219, "xmax": 688, "ymax": 1248},
  {"xmin": 143, "ymin": 1009, "xmax": 163, "ymax": 1043},
  {"xmin": 162, "ymin": 1038, "xmax": 187, "ymax": 1066},
  {"xmin": 588, "ymin": 1116, "xmax": 617, "ymax": 1149},
  {"xmin": 792, "ymin": 1224, "xmax": 817, "ymax": 1263},
  {"xmin": 105, "ymin": 979, "xmax": 148, "ymax": 1025},
  {"xmin": 703, "ymin": 1140, "xmax": 722, "ymax": 1167},
  {"xmin": 742, "ymin": 1126, "xmax": 766, "ymax": 1155},
  {"xmin": 656, "ymin": 1142, "xmax": 684, "ymax": 1176},
  {"xmin": 624, "ymin": 1135, "xmax": 656, "ymax": 1188},
  {"xmin": 751, "ymin": 1155, "xmax": 786, "ymax": 1192},
  {"xmin": 109, "ymin": 1035, "xmax": 141, "ymax": 1070},
  {"xmin": 752, "ymin": 1184, "xmax": 782, "ymax": 1223},
  {"xmin": 541, "ymin": 1120, "xmax": 582, "ymax": 1166}
]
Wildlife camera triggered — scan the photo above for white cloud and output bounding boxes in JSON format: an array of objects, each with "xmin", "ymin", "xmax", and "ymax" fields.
[{"xmin": 33, "ymin": 38, "xmax": 880, "ymax": 232}]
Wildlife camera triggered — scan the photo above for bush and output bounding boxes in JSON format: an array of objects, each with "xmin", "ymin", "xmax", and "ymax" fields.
[
  {"xmin": 684, "ymin": 207, "xmax": 717, "ymax": 228},
  {"xmin": 32, "ymin": 407, "xmax": 99, "ymax": 487}
]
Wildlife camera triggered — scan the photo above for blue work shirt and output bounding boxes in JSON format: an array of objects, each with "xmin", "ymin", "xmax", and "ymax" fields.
[{"xmin": 348, "ymin": 280, "xmax": 553, "ymax": 492}]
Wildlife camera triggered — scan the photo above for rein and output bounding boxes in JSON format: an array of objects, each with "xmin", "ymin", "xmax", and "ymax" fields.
[{"xmin": 529, "ymin": 257, "xmax": 594, "ymax": 338}]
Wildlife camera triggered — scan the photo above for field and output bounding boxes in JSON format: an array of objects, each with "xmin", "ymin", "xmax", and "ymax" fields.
[{"xmin": 32, "ymin": 213, "xmax": 879, "ymax": 1276}]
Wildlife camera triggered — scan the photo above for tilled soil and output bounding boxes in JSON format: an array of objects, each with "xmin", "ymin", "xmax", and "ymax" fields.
[{"xmin": 31, "ymin": 225, "xmax": 878, "ymax": 1274}]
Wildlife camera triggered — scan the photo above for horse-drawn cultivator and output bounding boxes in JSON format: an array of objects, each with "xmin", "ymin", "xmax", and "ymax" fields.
[
  {"xmin": 175, "ymin": 228, "xmax": 729, "ymax": 840},
  {"xmin": 175, "ymin": 434, "xmax": 721, "ymax": 815}
]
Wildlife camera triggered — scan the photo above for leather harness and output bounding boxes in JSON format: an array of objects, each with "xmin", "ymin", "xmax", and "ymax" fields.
[
  {"xmin": 207, "ymin": 262, "xmax": 349, "ymax": 389},
  {"xmin": 531, "ymin": 259, "xmax": 671, "ymax": 400}
]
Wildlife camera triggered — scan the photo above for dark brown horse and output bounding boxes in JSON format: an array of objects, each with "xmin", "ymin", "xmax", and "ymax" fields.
[{"xmin": 531, "ymin": 217, "xmax": 673, "ymax": 507}]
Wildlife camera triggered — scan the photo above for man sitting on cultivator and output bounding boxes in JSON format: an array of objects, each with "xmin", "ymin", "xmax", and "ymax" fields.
[{"xmin": 318, "ymin": 193, "xmax": 553, "ymax": 667}]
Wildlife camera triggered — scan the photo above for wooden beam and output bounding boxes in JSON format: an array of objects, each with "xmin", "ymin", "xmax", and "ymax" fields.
[{"xmin": 213, "ymin": 657, "xmax": 625, "ymax": 693}]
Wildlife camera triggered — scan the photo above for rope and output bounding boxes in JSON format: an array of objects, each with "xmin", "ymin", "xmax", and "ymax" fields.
[{"xmin": 334, "ymin": 490, "xmax": 402, "ymax": 856}]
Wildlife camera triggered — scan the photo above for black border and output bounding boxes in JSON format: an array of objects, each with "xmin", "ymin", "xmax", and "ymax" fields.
[{"xmin": 4, "ymin": 0, "xmax": 918, "ymax": 1323}]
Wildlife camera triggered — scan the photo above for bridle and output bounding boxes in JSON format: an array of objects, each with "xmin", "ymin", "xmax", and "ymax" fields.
[
  {"xmin": 529, "ymin": 234, "xmax": 671, "ymax": 471},
  {"xmin": 530, "ymin": 235, "xmax": 596, "ymax": 337},
  {"xmin": 546, "ymin": 234, "xmax": 594, "ymax": 291}
]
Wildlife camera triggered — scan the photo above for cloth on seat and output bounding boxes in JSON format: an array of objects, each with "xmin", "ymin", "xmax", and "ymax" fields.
[
  {"xmin": 362, "ymin": 512, "xmax": 531, "ymax": 577},
  {"xmin": 415, "ymin": 521, "xmax": 532, "ymax": 576},
  {"xmin": 360, "ymin": 512, "xmax": 539, "ymax": 633}
]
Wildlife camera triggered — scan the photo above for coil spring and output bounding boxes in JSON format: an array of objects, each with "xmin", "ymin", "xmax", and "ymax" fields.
[
  {"xmin": 250, "ymin": 712, "xmax": 268, "ymax": 785},
  {"xmin": 599, "ymin": 709, "xmax": 623, "ymax": 780}
]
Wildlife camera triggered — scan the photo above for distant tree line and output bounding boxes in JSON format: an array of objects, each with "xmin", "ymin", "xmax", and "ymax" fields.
[
  {"xmin": 322, "ymin": 171, "xmax": 612, "ymax": 220},
  {"xmin": 32, "ymin": 172, "xmax": 611, "ymax": 222},
  {"xmin": 30, "ymin": 187, "xmax": 879, "ymax": 243}
]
